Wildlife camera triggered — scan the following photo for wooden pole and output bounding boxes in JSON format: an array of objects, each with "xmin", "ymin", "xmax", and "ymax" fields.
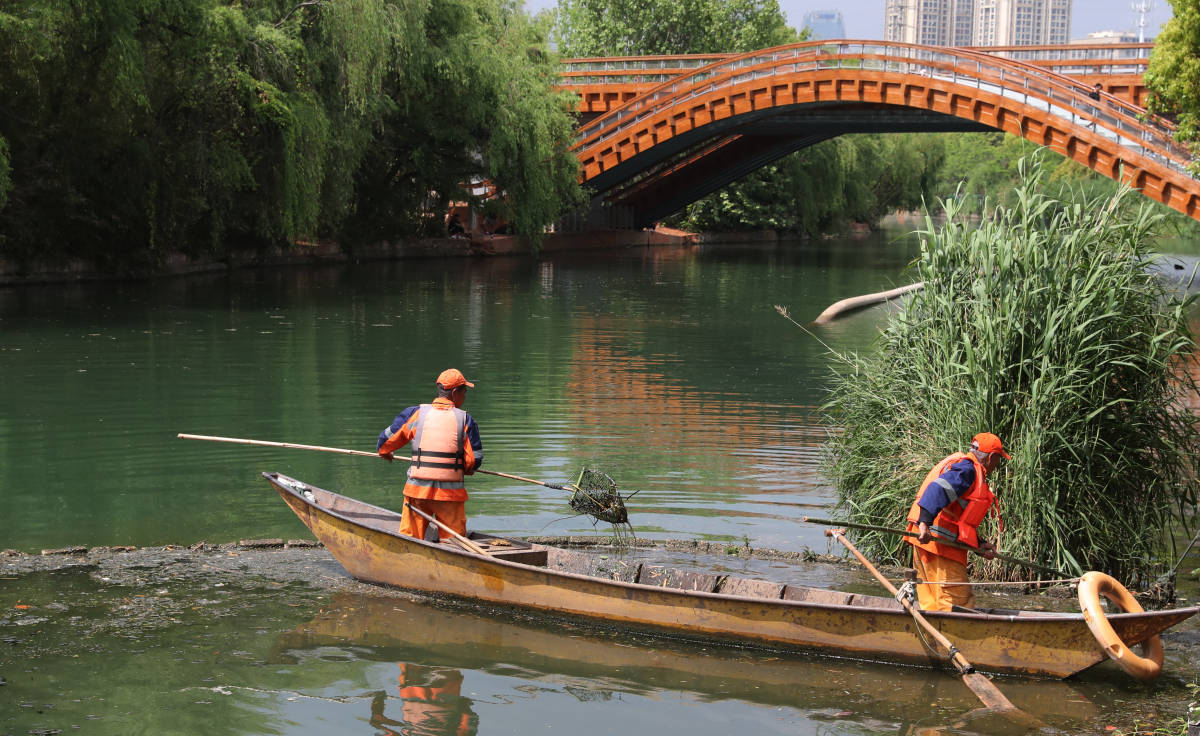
[
  {"xmin": 177, "ymin": 433, "xmax": 580, "ymax": 491},
  {"xmin": 802, "ymin": 515, "xmax": 1070, "ymax": 578},
  {"xmin": 826, "ymin": 529, "xmax": 1027, "ymax": 716},
  {"xmin": 404, "ymin": 502, "xmax": 492, "ymax": 557}
]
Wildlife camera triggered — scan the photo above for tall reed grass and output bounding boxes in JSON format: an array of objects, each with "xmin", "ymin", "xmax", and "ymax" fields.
[{"xmin": 824, "ymin": 160, "xmax": 1200, "ymax": 584}]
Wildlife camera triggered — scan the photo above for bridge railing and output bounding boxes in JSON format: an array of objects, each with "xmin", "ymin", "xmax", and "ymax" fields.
[
  {"xmin": 571, "ymin": 41, "xmax": 1192, "ymax": 178},
  {"xmin": 561, "ymin": 42, "xmax": 1154, "ymax": 81}
]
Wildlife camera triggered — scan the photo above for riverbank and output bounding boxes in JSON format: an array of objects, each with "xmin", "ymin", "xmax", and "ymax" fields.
[
  {"xmin": 0, "ymin": 227, "xmax": 702, "ymax": 286},
  {"xmin": 0, "ymin": 222, "xmax": 889, "ymax": 286}
]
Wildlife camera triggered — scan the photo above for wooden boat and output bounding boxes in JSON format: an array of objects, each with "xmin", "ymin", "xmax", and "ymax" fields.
[{"xmin": 264, "ymin": 471, "xmax": 1200, "ymax": 679}]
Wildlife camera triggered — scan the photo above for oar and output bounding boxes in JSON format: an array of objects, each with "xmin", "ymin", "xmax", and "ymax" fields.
[
  {"xmin": 404, "ymin": 502, "xmax": 492, "ymax": 557},
  {"xmin": 802, "ymin": 515, "xmax": 1071, "ymax": 578},
  {"xmin": 177, "ymin": 433, "xmax": 582, "ymax": 492},
  {"xmin": 825, "ymin": 529, "xmax": 1026, "ymax": 717}
]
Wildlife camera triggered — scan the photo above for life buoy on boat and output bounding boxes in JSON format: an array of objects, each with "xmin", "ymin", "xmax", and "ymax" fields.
[{"xmin": 1077, "ymin": 571, "xmax": 1163, "ymax": 680}]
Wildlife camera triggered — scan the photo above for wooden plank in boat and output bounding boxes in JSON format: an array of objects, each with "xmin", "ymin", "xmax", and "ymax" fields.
[
  {"xmin": 462, "ymin": 534, "xmax": 549, "ymax": 566},
  {"xmin": 546, "ymin": 548, "xmax": 641, "ymax": 582},
  {"xmin": 718, "ymin": 577, "xmax": 785, "ymax": 599},
  {"xmin": 781, "ymin": 585, "xmax": 855, "ymax": 606},
  {"xmin": 641, "ymin": 566, "xmax": 724, "ymax": 592}
]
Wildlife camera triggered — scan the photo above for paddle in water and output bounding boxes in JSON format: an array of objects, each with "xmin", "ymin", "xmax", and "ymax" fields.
[{"xmin": 826, "ymin": 529, "xmax": 1044, "ymax": 727}]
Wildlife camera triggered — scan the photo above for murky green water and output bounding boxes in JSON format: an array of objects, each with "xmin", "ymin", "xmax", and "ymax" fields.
[
  {"xmin": 0, "ymin": 232, "xmax": 922, "ymax": 553},
  {"xmin": 2, "ymin": 230, "xmax": 1198, "ymax": 736}
]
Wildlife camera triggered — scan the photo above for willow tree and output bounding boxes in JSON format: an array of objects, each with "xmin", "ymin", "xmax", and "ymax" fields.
[
  {"xmin": 823, "ymin": 161, "xmax": 1200, "ymax": 585},
  {"xmin": 0, "ymin": 0, "xmax": 581, "ymax": 269},
  {"xmin": 552, "ymin": 0, "xmax": 796, "ymax": 56},
  {"xmin": 684, "ymin": 134, "xmax": 945, "ymax": 235},
  {"xmin": 345, "ymin": 0, "xmax": 582, "ymax": 244}
]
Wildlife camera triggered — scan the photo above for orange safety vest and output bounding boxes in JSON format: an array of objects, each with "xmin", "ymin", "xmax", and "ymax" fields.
[
  {"xmin": 906, "ymin": 452, "xmax": 996, "ymax": 565},
  {"xmin": 408, "ymin": 404, "xmax": 468, "ymax": 483}
]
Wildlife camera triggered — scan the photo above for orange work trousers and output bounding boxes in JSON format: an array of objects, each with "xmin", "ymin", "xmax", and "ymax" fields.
[
  {"xmin": 912, "ymin": 547, "xmax": 975, "ymax": 612},
  {"xmin": 399, "ymin": 497, "xmax": 467, "ymax": 542}
]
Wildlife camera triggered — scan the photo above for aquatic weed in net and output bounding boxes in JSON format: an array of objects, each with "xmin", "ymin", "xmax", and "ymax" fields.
[{"xmin": 569, "ymin": 468, "xmax": 630, "ymax": 525}]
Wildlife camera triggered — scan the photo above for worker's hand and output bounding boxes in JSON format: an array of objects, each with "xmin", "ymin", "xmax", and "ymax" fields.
[
  {"xmin": 979, "ymin": 540, "xmax": 997, "ymax": 560},
  {"xmin": 917, "ymin": 521, "xmax": 932, "ymax": 544},
  {"xmin": 380, "ymin": 451, "xmax": 394, "ymax": 463}
]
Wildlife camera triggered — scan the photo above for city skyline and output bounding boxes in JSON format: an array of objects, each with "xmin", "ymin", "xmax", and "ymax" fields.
[{"xmin": 522, "ymin": 0, "xmax": 1173, "ymax": 43}]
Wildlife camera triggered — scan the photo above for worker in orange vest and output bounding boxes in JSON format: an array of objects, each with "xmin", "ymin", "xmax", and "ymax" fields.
[
  {"xmin": 904, "ymin": 432, "xmax": 1009, "ymax": 611},
  {"xmin": 378, "ymin": 368, "xmax": 483, "ymax": 541}
]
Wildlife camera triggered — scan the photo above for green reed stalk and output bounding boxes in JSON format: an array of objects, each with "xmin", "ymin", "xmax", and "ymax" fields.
[{"xmin": 823, "ymin": 158, "xmax": 1200, "ymax": 584}]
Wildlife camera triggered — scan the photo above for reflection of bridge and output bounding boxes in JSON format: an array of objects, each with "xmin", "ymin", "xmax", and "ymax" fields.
[{"xmin": 556, "ymin": 41, "xmax": 1197, "ymax": 228}]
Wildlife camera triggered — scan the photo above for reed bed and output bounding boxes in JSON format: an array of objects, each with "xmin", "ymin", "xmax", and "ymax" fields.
[{"xmin": 823, "ymin": 162, "xmax": 1200, "ymax": 584}]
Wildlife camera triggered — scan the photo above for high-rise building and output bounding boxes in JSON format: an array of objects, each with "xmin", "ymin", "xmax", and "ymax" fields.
[
  {"xmin": 802, "ymin": 10, "xmax": 846, "ymax": 40},
  {"xmin": 973, "ymin": 0, "xmax": 1072, "ymax": 46},
  {"xmin": 883, "ymin": 0, "xmax": 1072, "ymax": 47},
  {"xmin": 883, "ymin": 0, "xmax": 975, "ymax": 46}
]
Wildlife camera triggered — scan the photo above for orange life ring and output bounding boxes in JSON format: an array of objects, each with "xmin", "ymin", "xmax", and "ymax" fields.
[{"xmin": 1077, "ymin": 571, "xmax": 1163, "ymax": 680}]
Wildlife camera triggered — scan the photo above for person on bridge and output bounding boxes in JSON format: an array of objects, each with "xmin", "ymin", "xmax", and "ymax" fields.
[
  {"xmin": 377, "ymin": 368, "xmax": 484, "ymax": 541},
  {"xmin": 903, "ymin": 432, "xmax": 1008, "ymax": 611}
]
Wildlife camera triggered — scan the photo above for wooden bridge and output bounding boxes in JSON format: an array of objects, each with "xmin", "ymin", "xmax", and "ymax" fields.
[{"xmin": 556, "ymin": 41, "xmax": 1197, "ymax": 228}]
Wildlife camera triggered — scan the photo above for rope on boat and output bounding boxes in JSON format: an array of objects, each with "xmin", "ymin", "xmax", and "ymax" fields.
[
  {"xmin": 919, "ymin": 577, "xmax": 1083, "ymax": 588},
  {"xmin": 895, "ymin": 581, "xmax": 956, "ymax": 663}
]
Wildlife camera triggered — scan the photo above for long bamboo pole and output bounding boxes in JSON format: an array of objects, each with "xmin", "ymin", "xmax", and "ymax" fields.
[
  {"xmin": 802, "ymin": 515, "xmax": 1071, "ymax": 578},
  {"xmin": 177, "ymin": 433, "xmax": 581, "ymax": 492}
]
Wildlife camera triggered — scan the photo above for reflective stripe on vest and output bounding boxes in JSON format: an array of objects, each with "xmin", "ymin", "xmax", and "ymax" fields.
[
  {"xmin": 408, "ymin": 404, "xmax": 467, "ymax": 482},
  {"xmin": 906, "ymin": 452, "xmax": 994, "ymax": 564}
]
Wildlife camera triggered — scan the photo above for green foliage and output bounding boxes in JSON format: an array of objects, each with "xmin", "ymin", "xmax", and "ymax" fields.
[
  {"xmin": 1146, "ymin": 0, "xmax": 1200, "ymax": 162},
  {"xmin": 682, "ymin": 134, "xmax": 945, "ymax": 235},
  {"xmin": 824, "ymin": 159, "xmax": 1200, "ymax": 584},
  {"xmin": 928, "ymin": 132, "xmax": 1200, "ymax": 242},
  {"xmin": 0, "ymin": 135, "xmax": 9, "ymax": 210},
  {"xmin": 0, "ymin": 0, "xmax": 581, "ymax": 269},
  {"xmin": 552, "ymin": 0, "xmax": 797, "ymax": 56}
]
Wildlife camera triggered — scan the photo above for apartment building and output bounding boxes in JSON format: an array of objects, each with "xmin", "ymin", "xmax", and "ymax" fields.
[{"xmin": 883, "ymin": 0, "xmax": 1073, "ymax": 46}]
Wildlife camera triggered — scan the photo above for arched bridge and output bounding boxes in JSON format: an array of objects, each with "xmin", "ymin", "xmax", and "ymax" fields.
[{"xmin": 557, "ymin": 41, "xmax": 1197, "ymax": 228}]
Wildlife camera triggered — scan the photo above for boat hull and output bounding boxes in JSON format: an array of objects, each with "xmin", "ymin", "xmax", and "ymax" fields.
[{"xmin": 265, "ymin": 472, "xmax": 1199, "ymax": 679}]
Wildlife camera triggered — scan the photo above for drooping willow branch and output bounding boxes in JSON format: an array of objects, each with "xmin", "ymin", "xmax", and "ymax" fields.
[{"xmin": 276, "ymin": 1, "xmax": 326, "ymax": 27}]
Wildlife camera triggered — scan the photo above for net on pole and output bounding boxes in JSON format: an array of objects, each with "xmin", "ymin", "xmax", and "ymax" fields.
[{"xmin": 568, "ymin": 467, "xmax": 635, "ymax": 542}]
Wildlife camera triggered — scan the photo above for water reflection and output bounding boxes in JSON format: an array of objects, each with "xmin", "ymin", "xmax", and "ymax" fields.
[
  {"xmin": 274, "ymin": 591, "xmax": 1099, "ymax": 734},
  {"xmin": 370, "ymin": 665, "xmax": 477, "ymax": 736},
  {"xmin": 2, "ymin": 235, "xmax": 922, "ymax": 552}
]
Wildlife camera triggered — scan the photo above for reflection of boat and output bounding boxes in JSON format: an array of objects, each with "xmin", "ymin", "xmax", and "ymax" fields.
[
  {"xmin": 275, "ymin": 592, "xmax": 1099, "ymax": 723},
  {"xmin": 265, "ymin": 472, "xmax": 1200, "ymax": 679}
]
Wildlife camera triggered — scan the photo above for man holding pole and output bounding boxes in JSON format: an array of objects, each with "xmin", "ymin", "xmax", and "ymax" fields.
[
  {"xmin": 377, "ymin": 369, "xmax": 484, "ymax": 542},
  {"xmin": 905, "ymin": 432, "xmax": 1009, "ymax": 611}
]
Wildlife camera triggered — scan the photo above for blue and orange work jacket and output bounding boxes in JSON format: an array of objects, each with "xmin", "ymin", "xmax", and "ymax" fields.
[
  {"xmin": 904, "ymin": 452, "xmax": 997, "ymax": 565},
  {"xmin": 377, "ymin": 397, "xmax": 483, "ymax": 502}
]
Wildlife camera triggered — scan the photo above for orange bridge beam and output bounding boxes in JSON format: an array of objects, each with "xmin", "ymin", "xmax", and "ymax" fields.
[{"xmin": 558, "ymin": 41, "xmax": 1197, "ymax": 228}]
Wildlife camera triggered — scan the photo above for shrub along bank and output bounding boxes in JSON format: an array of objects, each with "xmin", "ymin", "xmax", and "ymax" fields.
[{"xmin": 823, "ymin": 159, "xmax": 1200, "ymax": 585}]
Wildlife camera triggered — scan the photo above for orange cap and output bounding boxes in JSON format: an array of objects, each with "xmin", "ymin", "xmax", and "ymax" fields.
[
  {"xmin": 972, "ymin": 432, "xmax": 1010, "ymax": 459},
  {"xmin": 436, "ymin": 368, "xmax": 474, "ymax": 389}
]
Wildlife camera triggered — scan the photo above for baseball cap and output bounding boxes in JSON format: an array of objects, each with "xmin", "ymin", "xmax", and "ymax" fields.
[
  {"xmin": 972, "ymin": 432, "xmax": 1010, "ymax": 459},
  {"xmin": 436, "ymin": 368, "xmax": 475, "ymax": 389}
]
